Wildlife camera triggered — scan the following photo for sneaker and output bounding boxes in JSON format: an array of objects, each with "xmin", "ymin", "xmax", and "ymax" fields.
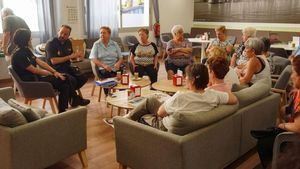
[{"xmin": 103, "ymin": 118, "xmax": 114, "ymax": 128}]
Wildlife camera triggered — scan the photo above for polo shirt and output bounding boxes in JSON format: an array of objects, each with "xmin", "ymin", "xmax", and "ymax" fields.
[{"xmin": 89, "ymin": 39, "xmax": 122, "ymax": 70}]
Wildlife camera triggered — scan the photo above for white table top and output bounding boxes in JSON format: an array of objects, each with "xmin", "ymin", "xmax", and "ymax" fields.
[
  {"xmin": 188, "ymin": 38, "xmax": 211, "ymax": 43},
  {"xmin": 271, "ymin": 43, "xmax": 298, "ymax": 51}
]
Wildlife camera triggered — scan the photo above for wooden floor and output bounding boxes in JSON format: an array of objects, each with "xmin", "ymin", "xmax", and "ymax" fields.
[{"xmin": 3, "ymin": 61, "xmax": 262, "ymax": 169}]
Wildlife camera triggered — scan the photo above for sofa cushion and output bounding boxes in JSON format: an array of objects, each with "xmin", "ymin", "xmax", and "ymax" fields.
[
  {"xmin": 165, "ymin": 104, "xmax": 239, "ymax": 135},
  {"xmin": 233, "ymin": 79, "xmax": 271, "ymax": 108},
  {"xmin": 0, "ymin": 98, "xmax": 27, "ymax": 127},
  {"xmin": 8, "ymin": 99, "xmax": 47, "ymax": 122}
]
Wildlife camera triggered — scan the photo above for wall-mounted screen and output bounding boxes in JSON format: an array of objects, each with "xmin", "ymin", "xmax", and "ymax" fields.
[{"xmin": 194, "ymin": 0, "xmax": 300, "ymax": 23}]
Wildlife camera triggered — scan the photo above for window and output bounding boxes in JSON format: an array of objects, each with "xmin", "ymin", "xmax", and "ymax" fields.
[
  {"xmin": 0, "ymin": 0, "xmax": 39, "ymax": 32},
  {"xmin": 119, "ymin": 0, "xmax": 150, "ymax": 29}
]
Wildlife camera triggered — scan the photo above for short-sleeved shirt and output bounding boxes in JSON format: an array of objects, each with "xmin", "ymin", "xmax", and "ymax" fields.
[
  {"xmin": 162, "ymin": 89, "xmax": 229, "ymax": 128},
  {"xmin": 11, "ymin": 47, "xmax": 37, "ymax": 81},
  {"xmin": 209, "ymin": 38, "xmax": 232, "ymax": 49},
  {"xmin": 2, "ymin": 15, "xmax": 30, "ymax": 55},
  {"xmin": 166, "ymin": 40, "xmax": 193, "ymax": 66},
  {"xmin": 292, "ymin": 46, "xmax": 300, "ymax": 57},
  {"xmin": 234, "ymin": 43, "xmax": 248, "ymax": 66},
  {"xmin": 89, "ymin": 39, "xmax": 122, "ymax": 71},
  {"xmin": 130, "ymin": 42, "xmax": 158, "ymax": 66},
  {"xmin": 45, "ymin": 37, "xmax": 73, "ymax": 72}
]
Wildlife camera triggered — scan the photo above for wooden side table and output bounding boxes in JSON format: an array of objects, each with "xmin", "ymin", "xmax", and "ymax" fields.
[{"xmin": 152, "ymin": 79, "xmax": 188, "ymax": 94}]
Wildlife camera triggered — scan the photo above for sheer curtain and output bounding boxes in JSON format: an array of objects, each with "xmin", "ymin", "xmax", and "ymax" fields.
[
  {"xmin": 86, "ymin": 0, "xmax": 119, "ymax": 38},
  {"xmin": 36, "ymin": 0, "xmax": 57, "ymax": 43}
]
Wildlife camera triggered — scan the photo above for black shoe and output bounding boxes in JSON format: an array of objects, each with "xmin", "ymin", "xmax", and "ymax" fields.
[
  {"xmin": 70, "ymin": 96, "xmax": 81, "ymax": 107},
  {"xmin": 79, "ymin": 98, "xmax": 90, "ymax": 106}
]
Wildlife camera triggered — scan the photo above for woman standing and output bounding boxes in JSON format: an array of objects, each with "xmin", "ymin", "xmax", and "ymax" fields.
[{"xmin": 130, "ymin": 28, "xmax": 159, "ymax": 84}]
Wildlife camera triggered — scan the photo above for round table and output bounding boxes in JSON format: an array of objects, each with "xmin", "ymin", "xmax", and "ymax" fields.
[
  {"xmin": 114, "ymin": 77, "xmax": 151, "ymax": 90},
  {"xmin": 106, "ymin": 89, "xmax": 162, "ymax": 117},
  {"xmin": 152, "ymin": 79, "xmax": 188, "ymax": 94}
]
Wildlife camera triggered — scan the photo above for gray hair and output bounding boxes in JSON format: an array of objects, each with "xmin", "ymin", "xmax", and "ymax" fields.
[
  {"xmin": 242, "ymin": 27, "xmax": 256, "ymax": 38},
  {"xmin": 171, "ymin": 25, "xmax": 184, "ymax": 37},
  {"xmin": 1, "ymin": 8, "xmax": 14, "ymax": 18},
  {"xmin": 244, "ymin": 37, "xmax": 264, "ymax": 55}
]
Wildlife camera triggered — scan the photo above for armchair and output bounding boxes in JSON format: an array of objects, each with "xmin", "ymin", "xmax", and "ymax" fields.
[
  {"xmin": 0, "ymin": 87, "xmax": 88, "ymax": 169},
  {"xmin": 8, "ymin": 65, "xmax": 58, "ymax": 113},
  {"xmin": 272, "ymin": 132, "xmax": 300, "ymax": 169}
]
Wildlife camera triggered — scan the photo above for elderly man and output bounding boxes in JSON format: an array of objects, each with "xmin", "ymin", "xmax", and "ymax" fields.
[
  {"xmin": 45, "ymin": 25, "xmax": 90, "ymax": 106},
  {"xmin": 1, "ymin": 8, "xmax": 30, "ymax": 61}
]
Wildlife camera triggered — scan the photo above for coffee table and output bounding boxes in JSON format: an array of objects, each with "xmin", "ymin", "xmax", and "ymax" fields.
[
  {"xmin": 106, "ymin": 89, "xmax": 166, "ymax": 118},
  {"xmin": 152, "ymin": 79, "xmax": 188, "ymax": 94},
  {"xmin": 114, "ymin": 77, "xmax": 151, "ymax": 90}
]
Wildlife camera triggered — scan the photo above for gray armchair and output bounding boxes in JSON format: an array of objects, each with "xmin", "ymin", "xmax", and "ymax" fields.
[
  {"xmin": 272, "ymin": 132, "xmax": 300, "ymax": 169},
  {"xmin": 8, "ymin": 65, "xmax": 58, "ymax": 113},
  {"xmin": 0, "ymin": 87, "xmax": 88, "ymax": 169}
]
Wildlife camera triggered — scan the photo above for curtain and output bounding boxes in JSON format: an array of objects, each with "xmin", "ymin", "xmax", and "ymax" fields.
[
  {"xmin": 36, "ymin": 0, "xmax": 56, "ymax": 43},
  {"xmin": 152, "ymin": 0, "xmax": 159, "ymax": 23},
  {"xmin": 86, "ymin": 0, "xmax": 119, "ymax": 38}
]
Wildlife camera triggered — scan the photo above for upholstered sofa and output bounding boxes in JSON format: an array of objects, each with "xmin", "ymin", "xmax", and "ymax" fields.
[
  {"xmin": 0, "ymin": 87, "xmax": 88, "ymax": 169},
  {"xmin": 114, "ymin": 80, "xmax": 281, "ymax": 169}
]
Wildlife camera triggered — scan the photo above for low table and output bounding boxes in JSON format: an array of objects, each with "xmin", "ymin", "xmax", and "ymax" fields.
[
  {"xmin": 152, "ymin": 79, "xmax": 188, "ymax": 94},
  {"xmin": 106, "ymin": 89, "xmax": 164, "ymax": 117},
  {"xmin": 114, "ymin": 77, "xmax": 151, "ymax": 90}
]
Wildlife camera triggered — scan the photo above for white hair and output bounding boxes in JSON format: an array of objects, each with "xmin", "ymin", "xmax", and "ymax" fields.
[
  {"xmin": 1, "ymin": 8, "xmax": 14, "ymax": 18},
  {"xmin": 171, "ymin": 25, "xmax": 184, "ymax": 37},
  {"xmin": 242, "ymin": 27, "xmax": 256, "ymax": 38},
  {"xmin": 244, "ymin": 37, "xmax": 264, "ymax": 55}
]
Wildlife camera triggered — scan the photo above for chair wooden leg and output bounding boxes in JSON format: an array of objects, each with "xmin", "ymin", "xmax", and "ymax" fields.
[
  {"xmin": 24, "ymin": 98, "xmax": 30, "ymax": 104},
  {"xmin": 110, "ymin": 105, "xmax": 114, "ymax": 118},
  {"xmin": 119, "ymin": 164, "xmax": 127, "ymax": 169},
  {"xmin": 42, "ymin": 99, "xmax": 46, "ymax": 109},
  {"xmin": 78, "ymin": 150, "xmax": 88, "ymax": 168},
  {"xmin": 91, "ymin": 83, "xmax": 96, "ymax": 96},
  {"xmin": 49, "ymin": 98, "xmax": 57, "ymax": 114},
  {"xmin": 98, "ymin": 87, "xmax": 102, "ymax": 102},
  {"xmin": 78, "ymin": 89, "xmax": 83, "ymax": 98}
]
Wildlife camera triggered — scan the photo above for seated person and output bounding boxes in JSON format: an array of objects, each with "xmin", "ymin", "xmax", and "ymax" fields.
[
  {"xmin": 124, "ymin": 63, "xmax": 237, "ymax": 131},
  {"xmin": 207, "ymin": 46, "xmax": 240, "ymax": 88},
  {"xmin": 89, "ymin": 26, "xmax": 123, "ymax": 95},
  {"xmin": 165, "ymin": 25, "xmax": 193, "ymax": 79},
  {"xmin": 45, "ymin": 25, "xmax": 89, "ymax": 106},
  {"xmin": 255, "ymin": 56, "xmax": 300, "ymax": 169},
  {"xmin": 237, "ymin": 38, "xmax": 271, "ymax": 86},
  {"xmin": 230, "ymin": 27, "xmax": 257, "ymax": 68},
  {"xmin": 11, "ymin": 28, "xmax": 80, "ymax": 113},
  {"xmin": 130, "ymin": 28, "xmax": 159, "ymax": 84},
  {"xmin": 207, "ymin": 55, "xmax": 231, "ymax": 93},
  {"xmin": 206, "ymin": 25, "xmax": 233, "ymax": 59}
]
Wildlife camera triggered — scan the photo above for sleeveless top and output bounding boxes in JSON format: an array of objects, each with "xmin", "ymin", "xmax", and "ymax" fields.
[{"xmin": 251, "ymin": 55, "xmax": 271, "ymax": 86}]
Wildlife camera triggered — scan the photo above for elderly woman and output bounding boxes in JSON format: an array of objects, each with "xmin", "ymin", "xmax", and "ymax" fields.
[
  {"xmin": 254, "ymin": 56, "xmax": 300, "ymax": 168},
  {"xmin": 130, "ymin": 28, "xmax": 159, "ymax": 84},
  {"xmin": 11, "ymin": 29, "xmax": 82, "ymax": 113},
  {"xmin": 89, "ymin": 26, "xmax": 123, "ymax": 95},
  {"xmin": 230, "ymin": 27, "xmax": 257, "ymax": 68},
  {"xmin": 207, "ymin": 46, "xmax": 240, "ymax": 88},
  {"xmin": 165, "ymin": 25, "xmax": 193, "ymax": 79},
  {"xmin": 124, "ymin": 63, "xmax": 237, "ymax": 130},
  {"xmin": 206, "ymin": 25, "xmax": 233, "ymax": 59},
  {"xmin": 237, "ymin": 38, "xmax": 271, "ymax": 86}
]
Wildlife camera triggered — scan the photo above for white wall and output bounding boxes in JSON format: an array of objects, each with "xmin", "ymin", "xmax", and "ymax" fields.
[{"xmin": 158, "ymin": 0, "xmax": 194, "ymax": 34}]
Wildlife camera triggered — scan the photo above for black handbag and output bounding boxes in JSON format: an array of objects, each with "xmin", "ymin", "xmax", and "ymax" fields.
[{"xmin": 69, "ymin": 65, "xmax": 82, "ymax": 76}]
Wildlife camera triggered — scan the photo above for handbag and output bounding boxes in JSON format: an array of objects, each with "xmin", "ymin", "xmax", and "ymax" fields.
[{"xmin": 69, "ymin": 65, "xmax": 82, "ymax": 76}]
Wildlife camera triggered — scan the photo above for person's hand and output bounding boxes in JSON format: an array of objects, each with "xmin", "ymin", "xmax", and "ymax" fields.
[
  {"xmin": 53, "ymin": 71, "xmax": 66, "ymax": 80},
  {"xmin": 154, "ymin": 64, "xmax": 158, "ymax": 70},
  {"xmin": 114, "ymin": 63, "xmax": 121, "ymax": 70},
  {"xmin": 69, "ymin": 53, "xmax": 77, "ymax": 60},
  {"xmin": 75, "ymin": 51, "xmax": 84, "ymax": 60},
  {"xmin": 103, "ymin": 64, "xmax": 112, "ymax": 72}
]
